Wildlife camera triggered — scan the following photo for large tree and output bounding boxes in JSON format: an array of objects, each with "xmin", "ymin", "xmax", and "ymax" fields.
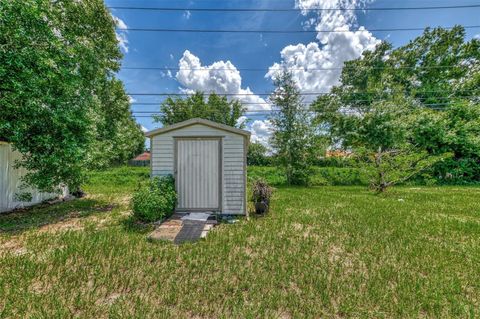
[
  {"xmin": 313, "ymin": 26, "xmax": 480, "ymax": 183},
  {"xmin": 269, "ymin": 72, "xmax": 316, "ymax": 185},
  {"xmin": 0, "ymin": 0, "xmax": 144, "ymax": 191},
  {"xmin": 87, "ymin": 78, "xmax": 145, "ymax": 169},
  {"xmin": 154, "ymin": 92, "xmax": 246, "ymax": 128}
]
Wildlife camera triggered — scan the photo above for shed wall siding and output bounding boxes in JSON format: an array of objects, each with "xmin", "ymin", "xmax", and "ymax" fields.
[
  {"xmin": 0, "ymin": 144, "xmax": 63, "ymax": 213},
  {"xmin": 151, "ymin": 124, "xmax": 245, "ymax": 214}
]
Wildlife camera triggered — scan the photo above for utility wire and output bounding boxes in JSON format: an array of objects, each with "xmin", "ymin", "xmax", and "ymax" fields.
[
  {"xmin": 127, "ymin": 90, "xmax": 478, "ymax": 96},
  {"xmin": 130, "ymin": 102, "xmax": 468, "ymax": 113},
  {"xmin": 116, "ymin": 25, "xmax": 480, "ymax": 33},
  {"xmin": 108, "ymin": 4, "xmax": 480, "ymax": 12},
  {"xmin": 130, "ymin": 96, "xmax": 479, "ymax": 106},
  {"xmin": 122, "ymin": 65, "xmax": 476, "ymax": 71}
]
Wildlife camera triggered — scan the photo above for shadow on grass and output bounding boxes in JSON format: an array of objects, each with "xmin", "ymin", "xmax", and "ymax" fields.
[
  {"xmin": 120, "ymin": 216, "xmax": 155, "ymax": 235},
  {"xmin": 0, "ymin": 198, "xmax": 116, "ymax": 234}
]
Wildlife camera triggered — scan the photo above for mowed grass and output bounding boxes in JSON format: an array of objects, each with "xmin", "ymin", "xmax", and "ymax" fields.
[{"xmin": 1, "ymin": 167, "xmax": 480, "ymax": 318}]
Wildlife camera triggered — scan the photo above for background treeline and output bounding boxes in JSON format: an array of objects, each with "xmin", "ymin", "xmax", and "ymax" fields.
[
  {"xmin": 0, "ymin": 0, "xmax": 144, "ymax": 192},
  {"xmin": 249, "ymin": 26, "xmax": 480, "ymax": 189},
  {"xmin": 2, "ymin": 0, "xmax": 478, "ymax": 195}
]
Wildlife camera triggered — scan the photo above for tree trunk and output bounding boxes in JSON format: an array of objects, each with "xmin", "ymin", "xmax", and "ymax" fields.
[{"xmin": 375, "ymin": 146, "xmax": 388, "ymax": 193}]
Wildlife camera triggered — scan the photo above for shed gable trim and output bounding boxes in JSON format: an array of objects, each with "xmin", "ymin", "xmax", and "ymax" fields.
[{"xmin": 145, "ymin": 118, "xmax": 251, "ymax": 138}]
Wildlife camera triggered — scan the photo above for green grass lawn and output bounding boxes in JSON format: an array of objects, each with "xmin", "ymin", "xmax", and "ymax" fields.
[{"xmin": 1, "ymin": 167, "xmax": 479, "ymax": 318}]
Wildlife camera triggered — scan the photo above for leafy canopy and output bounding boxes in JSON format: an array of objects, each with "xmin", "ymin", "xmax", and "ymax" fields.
[
  {"xmin": 247, "ymin": 142, "xmax": 271, "ymax": 166},
  {"xmin": 312, "ymin": 26, "xmax": 480, "ymax": 184},
  {"xmin": 269, "ymin": 72, "xmax": 316, "ymax": 185},
  {"xmin": 154, "ymin": 92, "xmax": 246, "ymax": 128},
  {"xmin": 0, "ymin": 0, "xmax": 144, "ymax": 191}
]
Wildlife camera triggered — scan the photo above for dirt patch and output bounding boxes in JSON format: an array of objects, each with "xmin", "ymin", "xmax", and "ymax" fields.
[
  {"xmin": 328, "ymin": 244, "xmax": 345, "ymax": 264},
  {"xmin": 0, "ymin": 238, "xmax": 27, "ymax": 256},
  {"xmin": 30, "ymin": 279, "xmax": 52, "ymax": 295},
  {"xmin": 96, "ymin": 293, "xmax": 124, "ymax": 306},
  {"xmin": 37, "ymin": 218, "xmax": 84, "ymax": 234}
]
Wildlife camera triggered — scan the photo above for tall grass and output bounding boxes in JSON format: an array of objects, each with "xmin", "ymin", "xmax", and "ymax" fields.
[{"xmin": 1, "ymin": 167, "xmax": 479, "ymax": 317}]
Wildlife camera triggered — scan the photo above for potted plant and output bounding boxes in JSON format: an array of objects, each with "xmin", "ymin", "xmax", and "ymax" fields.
[{"xmin": 251, "ymin": 179, "xmax": 273, "ymax": 214}]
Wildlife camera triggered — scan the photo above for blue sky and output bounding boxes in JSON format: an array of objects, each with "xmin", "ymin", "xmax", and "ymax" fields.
[{"xmin": 106, "ymin": 0, "xmax": 480, "ymax": 145}]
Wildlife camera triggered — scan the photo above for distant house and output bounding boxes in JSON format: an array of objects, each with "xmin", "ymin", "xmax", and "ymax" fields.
[
  {"xmin": 0, "ymin": 141, "xmax": 68, "ymax": 213},
  {"xmin": 326, "ymin": 150, "xmax": 353, "ymax": 158},
  {"xmin": 129, "ymin": 151, "xmax": 151, "ymax": 167}
]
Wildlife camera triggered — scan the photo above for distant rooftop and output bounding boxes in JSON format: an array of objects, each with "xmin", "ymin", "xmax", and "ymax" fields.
[{"xmin": 132, "ymin": 151, "xmax": 150, "ymax": 161}]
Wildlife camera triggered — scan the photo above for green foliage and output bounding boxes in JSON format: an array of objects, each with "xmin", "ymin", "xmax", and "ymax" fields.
[
  {"xmin": 314, "ymin": 167, "xmax": 370, "ymax": 186},
  {"xmin": 248, "ymin": 166, "xmax": 287, "ymax": 186},
  {"xmin": 87, "ymin": 79, "xmax": 145, "ymax": 169},
  {"xmin": 315, "ymin": 93, "xmax": 413, "ymax": 152},
  {"xmin": 154, "ymin": 91, "xmax": 246, "ymax": 128},
  {"xmin": 0, "ymin": 0, "xmax": 143, "ymax": 191},
  {"xmin": 315, "ymin": 156, "xmax": 357, "ymax": 168},
  {"xmin": 13, "ymin": 192, "xmax": 33, "ymax": 203},
  {"xmin": 357, "ymin": 148, "xmax": 452, "ymax": 192},
  {"xmin": 269, "ymin": 72, "xmax": 316, "ymax": 185},
  {"xmin": 312, "ymin": 26, "xmax": 480, "ymax": 185},
  {"xmin": 248, "ymin": 166, "xmax": 370, "ymax": 187},
  {"xmin": 433, "ymin": 158, "xmax": 480, "ymax": 185},
  {"xmin": 131, "ymin": 176, "xmax": 177, "ymax": 223},
  {"xmin": 247, "ymin": 142, "xmax": 271, "ymax": 166},
  {"xmin": 331, "ymin": 27, "xmax": 479, "ymax": 109}
]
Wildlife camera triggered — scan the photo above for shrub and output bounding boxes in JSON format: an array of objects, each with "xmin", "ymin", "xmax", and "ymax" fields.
[
  {"xmin": 251, "ymin": 179, "xmax": 273, "ymax": 214},
  {"xmin": 315, "ymin": 156, "xmax": 357, "ymax": 168},
  {"xmin": 248, "ymin": 166, "xmax": 370, "ymax": 186},
  {"xmin": 248, "ymin": 166, "xmax": 286, "ymax": 186},
  {"xmin": 251, "ymin": 179, "xmax": 273, "ymax": 203},
  {"xmin": 131, "ymin": 175, "xmax": 177, "ymax": 222},
  {"xmin": 315, "ymin": 167, "xmax": 370, "ymax": 186},
  {"xmin": 247, "ymin": 142, "xmax": 272, "ymax": 166}
]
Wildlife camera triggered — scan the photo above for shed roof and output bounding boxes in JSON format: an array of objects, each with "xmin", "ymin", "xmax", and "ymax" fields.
[{"xmin": 145, "ymin": 118, "xmax": 251, "ymax": 138}]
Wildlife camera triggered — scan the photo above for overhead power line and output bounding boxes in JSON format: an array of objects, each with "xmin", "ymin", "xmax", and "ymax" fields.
[
  {"xmin": 131, "ymin": 101, "xmax": 457, "ymax": 118},
  {"xmin": 108, "ymin": 4, "xmax": 480, "ymax": 12},
  {"xmin": 131, "ymin": 104, "xmax": 452, "ymax": 114},
  {"xmin": 122, "ymin": 65, "xmax": 477, "ymax": 72},
  {"xmin": 129, "ymin": 95, "xmax": 479, "ymax": 106},
  {"xmin": 116, "ymin": 25, "xmax": 480, "ymax": 34},
  {"xmin": 127, "ymin": 90, "xmax": 477, "ymax": 96}
]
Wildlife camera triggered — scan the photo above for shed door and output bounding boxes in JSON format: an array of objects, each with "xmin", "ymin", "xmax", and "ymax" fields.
[{"xmin": 176, "ymin": 138, "xmax": 221, "ymax": 211}]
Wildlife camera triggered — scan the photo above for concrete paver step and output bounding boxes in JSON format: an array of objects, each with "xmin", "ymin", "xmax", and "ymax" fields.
[{"xmin": 148, "ymin": 213, "xmax": 217, "ymax": 244}]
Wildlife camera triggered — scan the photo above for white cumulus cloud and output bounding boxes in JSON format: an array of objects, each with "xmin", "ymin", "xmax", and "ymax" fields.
[
  {"xmin": 267, "ymin": 0, "xmax": 380, "ymax": 100},
  {"xmin": 248, "ymin": 119, "xmax": 273, "ymax": 147},
  {"xmin": 236, "ymin": 115, "xmax": 248, "ymax": 128},
  {"xmin": 112, "ymin": 15, "xmax": 129, "ymax": 53},
  {"xmin": 176, "ymin": 50, "xmax": 270, "ymax": 111}
]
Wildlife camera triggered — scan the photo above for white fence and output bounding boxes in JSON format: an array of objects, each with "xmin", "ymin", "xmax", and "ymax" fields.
[{"xmin": 0, "ymin": 142, "xmax": 67, "ymax": 213}]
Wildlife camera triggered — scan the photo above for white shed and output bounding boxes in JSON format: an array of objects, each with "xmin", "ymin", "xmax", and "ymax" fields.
[
  {"xmin": 0, "ymin": 141, "xmax": 67, "ymax": 213},
  {"xmin": 145, "ymin": 118, "xmax": 250, "ymax": 215}
]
